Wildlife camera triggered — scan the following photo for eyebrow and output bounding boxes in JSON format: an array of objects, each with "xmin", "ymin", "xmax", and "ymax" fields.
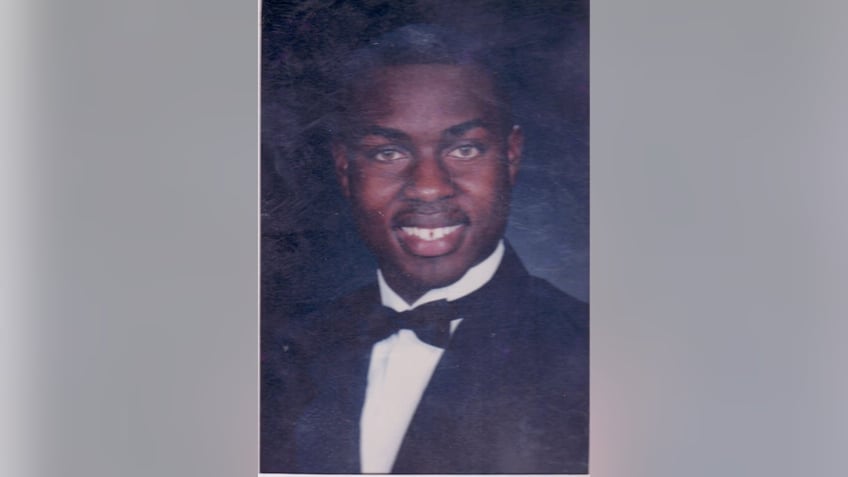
[
  {"xmin": 442, "ymin": 119, "xmax": 487, "ymax": 138},
  {"xmin": 359, "ymin": 125, "xmax": 410, "ymax": 142},
  {"xmin": 357, "ymin": 119, "xmax": 490, "ymax": 142}
]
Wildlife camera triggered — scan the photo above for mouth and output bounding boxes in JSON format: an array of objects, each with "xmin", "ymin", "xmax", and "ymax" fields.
[
  {"xmin": 399, "ymin": 225, "xmax": 462, "ymax": 241},
  {"xmin": 395, "ymin": 223, "xmax": 466, "ymax": 257}
]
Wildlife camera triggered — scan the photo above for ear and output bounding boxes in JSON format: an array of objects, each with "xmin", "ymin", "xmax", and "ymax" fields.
[
  {"xmin": 506, "ymin": 125, "xmax": 524, "ymax": 185},
  {"xmin": 332, "ymin": 142, "xmax": 351, "ymax": 198}
]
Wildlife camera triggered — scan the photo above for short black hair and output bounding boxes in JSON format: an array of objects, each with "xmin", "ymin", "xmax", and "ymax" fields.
[{"xmin": 332, "ymin": 24, "xmax": 514, "ymax": 139}]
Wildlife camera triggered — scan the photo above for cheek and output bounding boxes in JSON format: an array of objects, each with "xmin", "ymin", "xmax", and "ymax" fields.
[
  {"xmin": 349, "ymin": 170, "xmax": 400, "ymax": 211},
  {"xmin": 352, "ymin": 191, "xmax": 395, "ymax": 220},
  {"xmin": 455, "ymin": 170, "xmax": 512, "ymax": 217},
  {"xmin": 348, "ymin": 176, "xmax": 403, "ymax": 245}
]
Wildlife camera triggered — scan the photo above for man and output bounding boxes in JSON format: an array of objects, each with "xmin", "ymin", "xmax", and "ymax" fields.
[{"xmin": 262, "ymin": 25, "xmax": 588, "ymax": 474}]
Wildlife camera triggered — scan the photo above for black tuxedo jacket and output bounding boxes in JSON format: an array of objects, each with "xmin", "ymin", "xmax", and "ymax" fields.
[{"xmin": 261, "ymin": 246, "xmax": 588, "ymax": 474}]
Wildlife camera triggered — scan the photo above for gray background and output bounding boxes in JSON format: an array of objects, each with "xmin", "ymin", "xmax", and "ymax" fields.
[{"xmin": 5, "ymin": 0, "xmax": 848, "ymax": 476}]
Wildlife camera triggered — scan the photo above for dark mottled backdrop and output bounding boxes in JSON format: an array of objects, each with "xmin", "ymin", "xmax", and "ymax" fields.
[{"xmin": 261, "ymin": 0, "xmax": 589, "ymax": 340}]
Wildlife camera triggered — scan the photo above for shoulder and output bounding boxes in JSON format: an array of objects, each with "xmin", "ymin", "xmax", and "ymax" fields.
[
  {"xmin": 495, "ymin": 246, "xmax": 588, "ymax": 336},
  {"xmin": 503, "ymin": 274, "xmax": 588, "ymax": 353},
  {"xmin": 488, "ymin": 265, "xmax": 588, "ymax": 390},
  {"xmin": 261, "ymin": 285, "xmax": 378, "ymax": 471},
  {"xmin": 271, "ymin": 282, "xmax": 380, "ymax": 356},
  {"xmin": 476, "ymin": 245, "xmax": 589, "ymax": 348},
  {"xmin": 521, "ymin": 276, "xmax": 588, "ymax": 334},
  {"xmin": 261, "ymin": 282, "xmax": 379, "ymax": 410}
]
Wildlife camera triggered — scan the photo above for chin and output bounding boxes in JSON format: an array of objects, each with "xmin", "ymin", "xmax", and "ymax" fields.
[{"xmin": 400, "ymin": 256, "xmax": 472, "ymax": 290}]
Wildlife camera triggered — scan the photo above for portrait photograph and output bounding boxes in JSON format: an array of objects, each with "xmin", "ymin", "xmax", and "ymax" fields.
[{"xmin": 260, "ymin": 0, "xmax": 589, "ymax": 473}]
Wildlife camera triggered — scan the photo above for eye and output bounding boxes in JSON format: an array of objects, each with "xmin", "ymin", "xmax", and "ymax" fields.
[
  {"xmin": 446, "ymin": 144, "xmax": 483, "ymax": 160},
  {"xmin": 370, "ymin": 147, "xmax": 410, "ymax": 163}
]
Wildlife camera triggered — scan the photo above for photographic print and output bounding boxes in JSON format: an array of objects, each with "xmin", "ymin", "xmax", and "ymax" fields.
[{"xmin": 261, "ymin": 1, "xmax": 588, "ymax": 473}]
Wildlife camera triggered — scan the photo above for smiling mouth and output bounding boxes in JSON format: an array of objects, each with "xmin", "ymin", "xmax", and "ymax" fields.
[
  {"xmin": 399, "ymin": 225, "xmax": 462, "ymax": 241},
  {"xmin": 395, "ymin": 223, "xmax": 466, "ymax": 257}
]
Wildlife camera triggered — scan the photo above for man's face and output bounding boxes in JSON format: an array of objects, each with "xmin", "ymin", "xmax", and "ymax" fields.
[{"xmin": 334, "ymin": 64, "xmax": 523, "ymax": 302}]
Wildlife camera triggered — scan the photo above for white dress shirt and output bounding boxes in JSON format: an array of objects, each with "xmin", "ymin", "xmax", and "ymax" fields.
[{"xmin": 359, "ymin": 241, "xmax": 505, "ymax": 473}]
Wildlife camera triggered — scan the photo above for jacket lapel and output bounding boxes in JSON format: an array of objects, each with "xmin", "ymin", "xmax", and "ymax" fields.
[
  {"xmin": 294, "ymin": 339, "xmax": 371, "ymax": 472},
  {"xmin": 293, "ymin": 288, "xmax": 382, "ymax": 473},
  {"xmin": 392, "ymin": 248, "xmax": 530, "ymax": 473}
]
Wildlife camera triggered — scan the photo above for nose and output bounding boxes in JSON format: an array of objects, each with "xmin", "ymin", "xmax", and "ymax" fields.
[{"xmin": 403, "ymin": 152, "xmax": 456, "ymax": 202}]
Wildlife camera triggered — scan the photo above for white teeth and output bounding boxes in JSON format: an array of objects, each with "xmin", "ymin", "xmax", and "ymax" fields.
[{"xmin": 400, "ymin": 225, "xmax": 461, "ymax": 241}]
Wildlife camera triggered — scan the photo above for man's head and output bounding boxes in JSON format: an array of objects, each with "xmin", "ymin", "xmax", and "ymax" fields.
[{"xmin": 333, "ymin": 26, "xmax": 523, "ymax": 302}]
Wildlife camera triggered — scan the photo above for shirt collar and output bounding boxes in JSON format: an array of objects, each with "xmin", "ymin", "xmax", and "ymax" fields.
[{"xmin": 378, "ymin": 240, "xmax": 505, "ymax": 312}]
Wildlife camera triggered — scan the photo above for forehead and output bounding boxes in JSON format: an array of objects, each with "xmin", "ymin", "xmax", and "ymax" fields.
[{"xmin": 347, "ymin": 64, "xmax": 503, "ymax": 130}]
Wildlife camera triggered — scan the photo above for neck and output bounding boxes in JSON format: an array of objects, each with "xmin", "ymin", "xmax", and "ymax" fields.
[
  {"xmin": 377, "ymin": 241, "xmax": 506, "ymax": 310},
  {"xmin": 378, "ymin": 271, "xmax": 434, "ymax": 305},
  {"xmin": 384, "ymin": 274, "xmax": 436, "ymax": 305}
]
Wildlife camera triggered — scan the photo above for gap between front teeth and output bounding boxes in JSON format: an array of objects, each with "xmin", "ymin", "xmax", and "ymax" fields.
[{"xmin": 401, "ymin": 225, "xmax": 461, "ymax": 241}]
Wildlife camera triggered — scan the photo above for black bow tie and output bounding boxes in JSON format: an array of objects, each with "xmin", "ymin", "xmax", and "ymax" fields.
[{"xmin": 368, "ymin": 299, "xmax": 458, "ymax": 349}]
